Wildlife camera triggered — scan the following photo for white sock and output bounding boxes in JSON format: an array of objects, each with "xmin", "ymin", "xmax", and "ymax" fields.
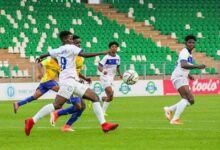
[
  {"xmin": 172, "ymin": 99, "xmax": 190, "ymax": 121},
  {"xmin": 99, "ymin": 95, "xmax": 102, "ymax": 102},
  {"xmin": 33, "ymin": 104, "xmax": 55, "ymax": 123},
  {"xmin": 102, "ymin": 101, "xmax": 110, "ymax": 113},
  {"xmin": 92, "ymin": 102, "xmax": 106, "ymax": 124},
  {"xmin": 168, "ymin": 103, "xmax": 178, "ymax": 112}
]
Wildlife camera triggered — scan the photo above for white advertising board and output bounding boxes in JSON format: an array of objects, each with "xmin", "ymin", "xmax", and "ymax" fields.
[{"xmin": 0, "ymin": 80, "xmax": 163, "ymax": 101}]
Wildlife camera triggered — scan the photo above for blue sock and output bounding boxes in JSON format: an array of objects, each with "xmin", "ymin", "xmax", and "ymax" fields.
[
  {"xmin": 58, "ymin": 106, "xmax": 77, "ymax": 116},
  {"xmin": 18, "ymin": 96, "xmax": 35, "ymax": 106},
  {"xmin": 66, "ymin": 109, "xmax": 84, "ymax": 126}
]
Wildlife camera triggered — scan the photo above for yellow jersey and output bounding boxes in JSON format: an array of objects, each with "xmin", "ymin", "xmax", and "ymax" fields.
[
  {"xmin": 40, "ymin": 58, "xmax": 60, "ymax": 83},
  {"xmin": 75, "ymin": 56, "xmax": 84, "ymax": 76}
]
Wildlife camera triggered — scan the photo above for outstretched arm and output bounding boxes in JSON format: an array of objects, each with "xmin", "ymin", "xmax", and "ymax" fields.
[
  {"xmin": 181, "ymin": 60, "xmax": 206, "ymax": 70},
  {"xmin": 36, "ymin": 53, "xmax": 50, "ymax": 63},
  {"xmin": 78, "ymin": 51, "xmax": 108, "ymax": 58},
  {"xmin": 36, "ymin": 63, "xmax": 44, "ymax": 80},
  {"xmin": 79, "ymin": 73, "xmax": 92, "ymax": 84},
  {"xmin": 98, "ymin": 63, "xmax": 107, "ymax": 75}
]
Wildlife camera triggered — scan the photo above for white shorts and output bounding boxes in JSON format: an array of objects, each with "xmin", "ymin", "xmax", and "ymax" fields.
[
  {"xmin": 58, "ymin": 79, "xmax": 89, "ymax": 99},
  {"xmin": 172, "ymin": 77, "xmax": 189, "ymax": 90},
  {"xmin": 100, "ymin": 76, "xmax": 114, "ymax": 89}
]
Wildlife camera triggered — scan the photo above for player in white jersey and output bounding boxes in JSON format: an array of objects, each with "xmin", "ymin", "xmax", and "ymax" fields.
[
  {"xmin": 24, "ymin": 31, "xmax": 118, "ymax": 136},
  {"xmin": 98, "ymin": 41, "xmax": 122, "ymax": 115},
  {"xmin": 163, "ymin": 35, "xmax": 206, "ymax": 125}
]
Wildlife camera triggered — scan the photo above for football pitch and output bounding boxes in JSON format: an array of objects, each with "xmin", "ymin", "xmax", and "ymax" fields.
[{"xmin": 0, "ymin": 95, "xmax": 219, "ymax": 150}]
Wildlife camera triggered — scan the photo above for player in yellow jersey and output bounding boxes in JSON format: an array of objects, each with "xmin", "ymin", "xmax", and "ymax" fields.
[
  {"xmin": 13, "ymin": 57, "xmax": 60, "ymax": 113},
  {"xmin": 50, "ymin": 35, "xmax": 92, "ymax": 132}
]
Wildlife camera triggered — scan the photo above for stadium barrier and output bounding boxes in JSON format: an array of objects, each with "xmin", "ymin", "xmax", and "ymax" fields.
[
  {"xmin": 0, "ymin": 80, "xmax": 163, "ymax": 101},
  {"xmin": 0, "ymin": 79, "xmax": 219, "ymax": 101}
]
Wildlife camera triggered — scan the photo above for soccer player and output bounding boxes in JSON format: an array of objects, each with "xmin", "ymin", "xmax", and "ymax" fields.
[
  {"xmin": 24, "ymin": 31, "xmax": 118, "ymax": 136},
  {"xmin": 98, "ymin": 41, "xmax": 122, "ymax": 115},
  {"xmin": 50, "ymin": 35, "xmax": 92, "ymax": 132},
  {"xmin": 163, "ymin": 35, "xmax": 206, "ymax": 125},
  {"xmin": 13, "ymin": 57, "xmax": 60, "ymax": 113}
]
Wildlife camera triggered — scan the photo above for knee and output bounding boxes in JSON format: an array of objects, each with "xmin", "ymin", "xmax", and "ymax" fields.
[
  {"xmin": 107, "ymin": 95, "xmax": 113, "ymax": 102},
  {"xmin": 186, "ymin": 94, "xmax": 194, "ymax": 105},
  {"xmin": 92, "ymin": 94, "xmax": 100, "ymax": 102},
  {"xmin": 53, "ymin": 103, "xmax": 63, "ymax": 109},
  {"xmin": 107, "ymin": 93, "xmax": 114, "ymax": 102},
  {"xmin": 81, "ymin": 102, "xmax": 86, "ymax": 110},
  {"xmin": 75, "ymin": 104, "xmax": 82, "ymax": 110}
]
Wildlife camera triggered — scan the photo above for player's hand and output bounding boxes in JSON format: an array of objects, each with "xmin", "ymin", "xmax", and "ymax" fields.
[
  {"xmin": 35, "ymin": 58, "xmax": 42, "ymax": 63},
  {"xmin": 188, "ymin": 75, "xmax": 195, "ymax": 80},
  {"xmin": 197, "ymin": 64, "xmax": 206, "ymax": 69},
  {"xmin": 103, "ymin": 71, "xmax": 108, "ymax": 75},
  {"xmin": 79, "ymin": 79, "xmax": 84, "ymax": 84},
  {"xmin": 37, "ymin": 74, "xmax": 43, "ymax": 80},
  {"xmin": 119, "ymin": 74, "xmax": 123, "ymax": 79},
  {"xmin": 85, "ymin": 78, "xmax": 92, "ymax": 84}
]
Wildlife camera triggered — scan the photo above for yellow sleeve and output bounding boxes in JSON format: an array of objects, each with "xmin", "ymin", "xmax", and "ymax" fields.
[{"xmin": 41, "ymin": 59, "xmax": 47, "ymax": 67}]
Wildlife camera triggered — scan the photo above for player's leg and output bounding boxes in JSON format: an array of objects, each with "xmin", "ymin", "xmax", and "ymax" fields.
[
  {"xmin": 13, "ymin": 87, "xmax": 45, "ymax": 113},
  {"xmin": 25, "ymin": 84, "xmax": 73, "ymax": 136},
  {"xmin": 50, "ymin": 96, "xmax": 83, "ymax": 126},
  {"xmin": 14, "ymin": 80, "xmax": 58, "ymax": 113},
  {"xmin": 170, "ymin": 85, "xmax": 193, "ymax": 124},
  {"xmin": 82, "ymin": 87, "xmax": 118, "ymax": 132},
  {"xmin": 102, "ymin": 86, "xmax": 114, "ymax": 115},
  {"xmin": 61, "ymin": 100, "xmax": 86, "ymax": 132},
  {"xmin": 164, "ymin": 78, "xmax": 187, "ymax": 122}
]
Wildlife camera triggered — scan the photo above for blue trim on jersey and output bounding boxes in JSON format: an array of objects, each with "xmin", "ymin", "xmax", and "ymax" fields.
[
  {"xmin": 78, "ymin": 49, "xmax": 83, "ymax": 56},
  {"xmin": 187, "ymin": 57, "xmax": 193, "ymax": 63},
  {"xmin": 105, "ymin": 59, "xmax": 119, "ymax": 65}
]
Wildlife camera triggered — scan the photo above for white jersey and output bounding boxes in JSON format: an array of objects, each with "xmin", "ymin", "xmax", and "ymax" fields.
[
  {"xmin": 49, "ymin": 44, "xmax": 82, "ymax": 82},
  {"xmin": 99, "ymin": 54, "xmax": 120, "ymax": 78},
  {"xmin": 171, "ymin": 48, "xmax": 193, "ymax": 79}
]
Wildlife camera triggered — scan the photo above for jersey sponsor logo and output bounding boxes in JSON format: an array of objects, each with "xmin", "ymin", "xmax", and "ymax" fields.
[
  {"xmin": 145, "ymin": 81, "xmax": 157, "ymax": 94},
  {"xmin": 119, "ymin": 82, "xmax": 131, "ymax": 95},
  {"xmin": 7, "ymin": 86, "xmax": 15, "ymax": 97},
  {"xmin": 92, "ymin": 82, "xmax": 104, "ymax": 95}
]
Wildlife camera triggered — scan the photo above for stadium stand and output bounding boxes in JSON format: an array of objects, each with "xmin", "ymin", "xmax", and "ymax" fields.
[
  {"xmin": 0, "ymin": 0, "xmax": 219, "ymax": 80},
  {"xmin": 103, "ymin": 0, "xmax": 220, "ymax": 61}
]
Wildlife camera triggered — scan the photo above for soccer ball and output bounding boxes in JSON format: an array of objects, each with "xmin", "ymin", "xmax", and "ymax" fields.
[{"xmin": 122, "ymin": 70, "xmax": 139, "ymax": 85}]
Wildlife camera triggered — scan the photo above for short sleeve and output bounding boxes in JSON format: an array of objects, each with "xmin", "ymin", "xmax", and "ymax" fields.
[
  {"xmin": 41, "ymin": 59, "xmax": 47, "ymax": 66},
  {"xmin": 99, "ymin": 55, "xmax": 107, "ymax": 66},
  {"xmin": 179, "ymin": 49, "xmax": 189, "ymax": 61},
  {"xmin": 49, "ymin": 48, "xmax": 60, "ymax": 58},
  {"xmin": 68, "ymin": 45, "xmax": 82, "ymax": 56}
]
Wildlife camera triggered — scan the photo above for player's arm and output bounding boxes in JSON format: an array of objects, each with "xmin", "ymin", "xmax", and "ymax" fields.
[
  {"xmin": 78, "ymin": 50, "xmax": 109, "ymax": 58},
  {"xmin": 98, "ymin": 63, "xmax": 107, "ymax": 75},
  {"xmin": 36, "ymin": 63, "xmax": 44, "ymax": 79},
  {"xmin": 188, "ymin": 74, "xmax": 195, "ymax": 80},
  {"xmin": 79, "ymin": 73, "xmax": 92, "ymax": 84},
  {"xmin": 180, "ymin": 60, "xmax": 206, "ymax": 70},
  {"xmin": 36, "ymin": 53, "xmax": 50, "ymax": 63},
  {"xmin": 117, "ymin": 65, "xmax": 122, "ymax": 79}
]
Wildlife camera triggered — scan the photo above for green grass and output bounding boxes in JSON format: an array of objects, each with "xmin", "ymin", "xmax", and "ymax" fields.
[{"xmin": 0, "ymin": 95, "xmax": 220, "ymax": 150}]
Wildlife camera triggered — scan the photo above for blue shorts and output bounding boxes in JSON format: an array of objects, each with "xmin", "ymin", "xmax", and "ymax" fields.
[
  {"xmin": 37, "ymin": 80, "xmax": 58, "ymax": 94},
  {"xmin": 66, "ymin": 96, "xmax": 81, "ymax": 105}
]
